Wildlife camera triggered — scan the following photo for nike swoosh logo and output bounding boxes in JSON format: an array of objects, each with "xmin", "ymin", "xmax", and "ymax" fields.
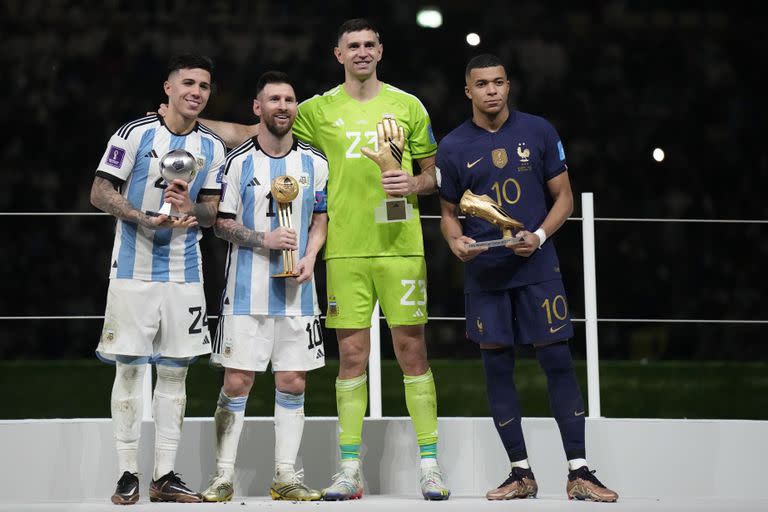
[
  {"xmin": 549, "ymin": 324, "xmax": 567, "ymax": 334},
  {"xmin": 574, "ymin": 410, "xmax": 585, "ymax": 416},
  {"xmin": 466, "ymin": 157, "xmax": 483, "ymax": 168},
  {"xmin": 498, "ymin": 418, "xmax": 515, "ymax": 427}
]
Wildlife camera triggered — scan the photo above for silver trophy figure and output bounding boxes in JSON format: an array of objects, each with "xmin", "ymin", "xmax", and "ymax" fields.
[{"xmin": 154, "ymin": 149, "xmax": 198, "ymax": 218}]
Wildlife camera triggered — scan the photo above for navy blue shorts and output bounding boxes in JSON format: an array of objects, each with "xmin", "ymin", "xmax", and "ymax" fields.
[{"xmin": 465, "ymin": 279, "xmax": 574, "ymax": 345}]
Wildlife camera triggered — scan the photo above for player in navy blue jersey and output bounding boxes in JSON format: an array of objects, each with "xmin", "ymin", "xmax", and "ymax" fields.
[{"xmin": 437, "ymin": 54, "xmax": 618, "ymax": 503}]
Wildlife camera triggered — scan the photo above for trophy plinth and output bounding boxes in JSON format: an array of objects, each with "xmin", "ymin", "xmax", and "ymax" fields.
[
  {"xmin": 271, "ymin": 175, "xmax": 300, "ymax": 278},
  {"xmin": 459, "ymin": 190, "xmax": 525, "ymax": 249},
  {"xmin": 147, "ymin": 149, "xmax": 198, "ymax": 218}
]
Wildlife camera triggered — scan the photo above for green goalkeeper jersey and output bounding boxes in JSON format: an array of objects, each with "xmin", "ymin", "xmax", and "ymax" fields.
[{"xmin": 292, "ymin": 82, "xmax": 437, "ymax": 259}]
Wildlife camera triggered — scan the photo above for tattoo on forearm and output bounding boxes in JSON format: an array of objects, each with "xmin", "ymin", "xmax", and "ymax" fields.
[
  {"xmin": 215, "ymin": 219, "xmax": 265, "ymax": 248},
  {"xmin": 93, "ymin": 178, "xmax": 146, "ymax": 225}
]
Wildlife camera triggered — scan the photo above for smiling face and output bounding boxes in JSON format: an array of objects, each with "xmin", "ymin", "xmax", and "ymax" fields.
[
  {"xmin": 334, "ymin": 29, "xmax": 383, "ymax": 81},
  {"xmin": 253, "ymin": 82, "xmax": 297, "ymax": 137},
  {"xmin": 465, "ymin": 65, "xmax": 510, "ymax": 117},
  {"xmin": 164, "ymin": 67, "xmax": 211, "ymax": 120}
]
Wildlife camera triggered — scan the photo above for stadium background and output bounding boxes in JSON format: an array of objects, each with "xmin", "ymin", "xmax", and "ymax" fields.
[{"xmin": 1, "ymin": 1, "xmax": 766, "ymax": 419}]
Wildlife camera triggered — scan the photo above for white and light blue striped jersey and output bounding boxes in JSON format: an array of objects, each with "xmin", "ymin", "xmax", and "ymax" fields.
[
  {"xmin": 96, "ymin": 115, "xmax": 227, "ymax": 283},
  {"xmin": 218, "ymin": 136, "xmax": 329, "ymax": 317}
]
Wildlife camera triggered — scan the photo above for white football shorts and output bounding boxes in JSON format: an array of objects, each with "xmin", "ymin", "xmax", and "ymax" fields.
[
  {"xmin": 96, "ymin": 279, "xmax": 212, "ymax": 362},
  {"xmin": 211, "ymin": 314, "xmax": 326, "ymax": 372}
]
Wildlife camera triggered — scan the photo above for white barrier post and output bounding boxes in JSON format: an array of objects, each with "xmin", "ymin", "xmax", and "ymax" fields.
[
  {"xmin": 142, "ymin": 365, "xmax": 152, "ymax": 420},
  {"xmin": 581, "ymin": 193, "xmax": 602, "ymax": 418},
  {"xmin": 368, "ymin": 301, "xmax": 383, "ymax": 418}
]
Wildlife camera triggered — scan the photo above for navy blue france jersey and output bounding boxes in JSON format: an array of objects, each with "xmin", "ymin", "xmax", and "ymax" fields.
[{"xmin": 437, "ymin": 111, "xmax": 568, "ymax": 292}]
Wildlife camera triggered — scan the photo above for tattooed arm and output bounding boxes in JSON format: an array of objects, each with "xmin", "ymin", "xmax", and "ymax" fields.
[
  {"xmin": 192, "ymin": 194, "xmax": 219, "ymax": 228},
  {"xmin": 90, "ymin": 176, "xmax": 197, "ymax": 229},
  {"xmin": 214, "ymin": 217, "xmax": 297, "ymax": 250}
]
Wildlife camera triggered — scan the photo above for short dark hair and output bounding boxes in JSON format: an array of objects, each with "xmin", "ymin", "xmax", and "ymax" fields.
[
  {"xmin": 167, "ymin": 54, "xmax": 214, "ymax": 78},
  {"xmin": 255, "ymin": 71, "xmax": 293, "ymax": 96},
  {"xmin": 465, "ymin": 54, "xmax": 506, "ymax": 78},
  {"xmin": 337, "ymin": 18, "xmax": 380, "ymax": 43}
]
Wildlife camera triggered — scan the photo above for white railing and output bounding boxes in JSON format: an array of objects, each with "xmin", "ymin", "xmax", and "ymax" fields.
[{"xmin": 2, "ymin": 192, "xmax": 767, "ymax": 421}]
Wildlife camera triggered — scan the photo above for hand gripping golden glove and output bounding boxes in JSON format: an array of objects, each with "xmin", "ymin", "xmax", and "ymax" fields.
[
  {"xmin": 361, "ymin": 116, "xmax": 405, "ymax": 195},
  {"xmin": 459, "ymin": 190, "xmax": 525, "ymax": 248},
  {"xmin": 363, "ymin": 116, "xmax": 413, "ymax": 223}
]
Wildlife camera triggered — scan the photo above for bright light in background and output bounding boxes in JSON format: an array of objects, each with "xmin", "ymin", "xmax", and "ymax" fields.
[
  {"xmin": 653, "ymin": 148, "xmax": 665, "ymax": 162},
  {"xmin": 416, "ymin": 8, "xmax": 443, "ymax": 28},
  {"xmin": 466, "ymin": 32, "xmax": 481, "ymax": 46}
]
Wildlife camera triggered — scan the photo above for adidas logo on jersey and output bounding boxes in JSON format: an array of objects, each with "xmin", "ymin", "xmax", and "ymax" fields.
[
  {"xmin": 413, "ymin": 308, "xmax": 424, "ymax": 318},
  {"xmin": 202, "ymin": 335, "xmax": 210, "ymax": 345},
  {"xmin": 247, "ymin": 177, "xmax": 260, "ymax": 187},
  {"xmin": 333, "ymin": 118, "xmax": 345, "ymax": 127},
  {"xmin": 143, "ymin": 149, "xmax": 158, "ymax": 159},
  {"xmin": 316, "ymin": 348, "xmax": 325, "ymax": 359}
]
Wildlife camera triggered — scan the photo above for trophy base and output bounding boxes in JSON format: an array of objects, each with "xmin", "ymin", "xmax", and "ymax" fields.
[
  {"xmin": 271, "ymin": 271, "xmax": 300, "ymax": 278},
  {"xmin": 144, "ymin": 209, "xmax": 183, "ymax": 220},
  {"xmin": 465, "ymin": 236, "xmax": 524, "ymax": 249},
  {"xmin": 374, "ymin": 198, "xmax": 413, "ymax": 223}
]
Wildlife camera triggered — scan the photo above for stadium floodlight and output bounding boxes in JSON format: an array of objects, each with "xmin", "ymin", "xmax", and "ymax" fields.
[
  {"xmin": 466, "ymin": 32, "xmax": 481, "ymax": 46},
  {"xmin": 416, "ymin": 7, "xmax": 443, "ymax": 28},
  {"xmin": 653, "ymin": 147, "xmax": 665, "ymax": 162}
]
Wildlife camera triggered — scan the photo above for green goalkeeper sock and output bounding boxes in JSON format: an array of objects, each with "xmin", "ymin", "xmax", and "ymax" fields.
[
  {"xmin": 336, "ymin": 373, "xmax": 368, "ymax": 461},
  {"xmin": 404, "ymin": 368, "xmax": 438, "ymax": 458}
]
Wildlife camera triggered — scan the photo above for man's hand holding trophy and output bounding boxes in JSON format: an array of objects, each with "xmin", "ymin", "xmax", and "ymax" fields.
[
  {"xmin": 145, "ymin": 148, "xmax": 200, "ymax": 229},
  {"xmin": 362, "ymin": 116, "xmax": 414, "ymax": 223},
  {"xmin": 269, "ymin": 175, "xmax": 300, "ymax": 278}
]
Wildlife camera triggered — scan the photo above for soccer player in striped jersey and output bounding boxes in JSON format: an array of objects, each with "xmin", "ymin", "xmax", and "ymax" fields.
[
  {"xmin": 438, "ymin": 54, "xmax": 618, "ymax": 502},
  {"xmin": 90, "ymin": 54, "xmax": 226, "ymax": 505},
  {"xmin": 200, "ymin": 72, "xmax": 329, "ymax": 503},
  {"xmin": 189, "ymin": 18, "xmax": 450, "ymax": 502}
]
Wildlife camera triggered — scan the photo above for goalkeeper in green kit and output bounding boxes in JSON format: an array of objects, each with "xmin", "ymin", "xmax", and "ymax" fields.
[{"xmin": 196, "ymin": 18, "xmax": 450, "ymax": 501}]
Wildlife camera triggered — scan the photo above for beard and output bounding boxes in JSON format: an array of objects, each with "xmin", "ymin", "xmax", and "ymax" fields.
[{"xmin": 263, "ymin": 115, "xmax": 293, "ymax": 137}]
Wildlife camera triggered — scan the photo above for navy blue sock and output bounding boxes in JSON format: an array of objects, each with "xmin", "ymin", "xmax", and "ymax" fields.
[
  {"xmin": 535, "ymin": 342, "xmax": 586, "ymax": 460},
  {"xmin": 480, "ymin": 347, "xmax": 527, "ymax": 462}
]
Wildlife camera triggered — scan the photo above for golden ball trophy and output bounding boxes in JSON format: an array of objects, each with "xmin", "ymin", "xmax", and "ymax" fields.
[{"xmin": 271, "ymin": 175, "xmax": 300, "ymax": 278}]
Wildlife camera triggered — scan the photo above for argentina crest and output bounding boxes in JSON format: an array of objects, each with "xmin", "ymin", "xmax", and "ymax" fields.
[{"xmin": 492, "ymin": 148, "xmax": 508, "ymax": 168}]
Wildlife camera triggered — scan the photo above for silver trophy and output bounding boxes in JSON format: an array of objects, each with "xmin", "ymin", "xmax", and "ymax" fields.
[{"xmin": 153, "ymin": 149, "xmax": 198, "ymax": 218}]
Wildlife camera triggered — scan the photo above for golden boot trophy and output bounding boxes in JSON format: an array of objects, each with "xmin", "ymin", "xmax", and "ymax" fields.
[
  {"xmin": 459, "ymin": 190, "xmax": 525, "ymax": 249},
  {"xmin": 361, "ymin": 116, "xmax": 413, "ymax": 223},
  {"xmin": 271, "ymin": 175, "xmax": 300, "ymax": 277}
]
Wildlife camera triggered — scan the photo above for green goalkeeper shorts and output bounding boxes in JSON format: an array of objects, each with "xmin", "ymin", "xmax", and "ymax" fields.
[{"xmin": 325, "ymin": 256, "xmax": 428, "ymax": 328}]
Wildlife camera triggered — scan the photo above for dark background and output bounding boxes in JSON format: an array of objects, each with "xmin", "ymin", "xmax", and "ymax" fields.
[{"xmin": 1, "ymin": 0, "xmax": 766, "ymax": 362}]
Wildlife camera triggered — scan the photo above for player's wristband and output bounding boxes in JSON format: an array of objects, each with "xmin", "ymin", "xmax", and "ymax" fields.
[{"xmin": 534, "ymin": 228, "xmax": 547, "ymax": 249}]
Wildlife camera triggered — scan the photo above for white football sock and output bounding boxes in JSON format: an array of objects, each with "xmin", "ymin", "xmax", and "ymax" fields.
[
  {"xmin": 274, "ymin": 389, "xmax": 304, "ymax": 480},
  {"xmin": 214, "ymin": 389, "xmax": 247, "ymax": 480},
  {"xmin": 152, "ymin": 363, "xmax": 188, "ymax": 480},
  {"xmin": 112, "ymin": 361, "xmax": 147, "ymax": 474}
]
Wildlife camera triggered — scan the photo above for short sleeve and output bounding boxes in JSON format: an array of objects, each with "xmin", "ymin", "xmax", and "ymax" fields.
[
  {"xmin": 218, "ymin": 157, "xmax": 242, "ymax": 218},
  {"xmin": 312, "ymin": 155, "xmax": 329, "ymax": 213},
  {"xmin": 408, "ymin": 97, "xmax": 438, "ymax": 159},
  {"xmin": 542, "ymin": 120, "xmax": 568, "ymax": 180},
  {"xmin": 95, "ymin": 132, "xmax": 137, "ymax": 184},
  {"xmin": 436, "ymin": 143, "xmax": 461, "ymax": 204}
]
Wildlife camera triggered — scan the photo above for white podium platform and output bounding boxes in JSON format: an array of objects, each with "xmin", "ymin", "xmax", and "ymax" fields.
[{"xmin": 1, "ymin": 417, "xmax": 766, "ymax": 508}]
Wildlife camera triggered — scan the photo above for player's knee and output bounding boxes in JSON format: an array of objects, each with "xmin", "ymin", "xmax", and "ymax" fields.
[
  {"xmin": 535, "ymin": 341, "xmax": 574, "ymax": 372},
  {"xmin": 223, "ymin": 369, "xmax": 255, "ymax": 396},
  {"xmin": 275, "ymin": 371, "xmax": 306, "ymax": 395}
]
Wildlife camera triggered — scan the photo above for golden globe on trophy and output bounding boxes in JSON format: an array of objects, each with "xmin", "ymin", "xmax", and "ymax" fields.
[
  {"xmin": 362, "ymin": 116, "xmax": 414, "ymax": 223},
  {"xmin": 459, "ymin": 190, "xmax": 525, "ymax": 249},
  {"xmin": 271, "ymin": 175, "xmax": 300, "ymax": 278},
  {"xmin": 148, "ymin": 149, "xmax": 199, "ymax": 218}
]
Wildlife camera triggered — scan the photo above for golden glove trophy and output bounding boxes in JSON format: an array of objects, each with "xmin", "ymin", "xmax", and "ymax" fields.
[
  {"xmin": 271, "ymin": 175, "xmax": 300, "ymax": 278},
  {"xmin": 459, "ymin": 190, "xmax": 525, "ymax": 248},
  {"xmin": 361, "ymin": 116, "xmax": 413, "ymax": 223}
]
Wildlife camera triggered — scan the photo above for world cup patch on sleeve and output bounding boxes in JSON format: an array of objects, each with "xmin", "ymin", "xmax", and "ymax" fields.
[
  {"xmin": 106, "ymin": 146, "xmax": 126, "ymax": 168},
  {"xmin": 557, "ymin": 141, "xmax": 566, "ymax": 161}
]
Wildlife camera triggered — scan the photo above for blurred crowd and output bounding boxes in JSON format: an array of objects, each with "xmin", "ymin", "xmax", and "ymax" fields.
[{"xmin": 1, "ymin": 0, "xmax": 766, "ymax": 359}]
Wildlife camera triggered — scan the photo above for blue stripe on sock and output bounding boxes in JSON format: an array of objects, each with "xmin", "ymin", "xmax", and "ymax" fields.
[{"xmin": 275, "ymin": 389, "xmax": 304, "ymax": 410}]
